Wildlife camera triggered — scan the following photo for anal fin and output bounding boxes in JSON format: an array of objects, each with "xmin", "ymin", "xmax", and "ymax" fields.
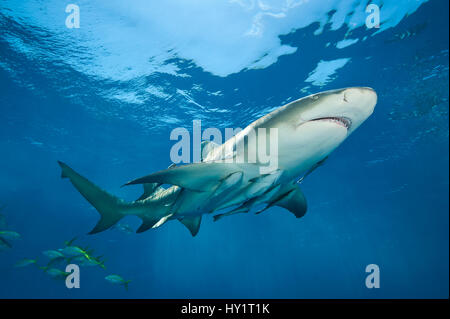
[
  {"xmin": 178, "ymin": 216, "xmax": 202, "ymax": 237},
  {"xmin": 136, "ymin": 213, "xmax": 173, "ymax": 233}
]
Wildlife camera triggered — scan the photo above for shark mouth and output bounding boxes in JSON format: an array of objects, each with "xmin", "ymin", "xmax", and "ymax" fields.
[{"xmin": 310, "ymin": 116, "xmax": 352, "ymax": 129}]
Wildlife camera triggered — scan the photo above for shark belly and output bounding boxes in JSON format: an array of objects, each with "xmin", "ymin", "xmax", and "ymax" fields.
[{"xmin": 276, "ymin": 120, "xmax": 348, "ymax": 180}]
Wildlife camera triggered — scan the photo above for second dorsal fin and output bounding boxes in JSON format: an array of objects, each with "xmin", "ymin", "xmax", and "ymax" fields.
[
  {"xmin": 136, "ymin": 164, "xmax": 176, "ymax": 201},
  {"xmin": 136, "ymin": 183, "xmax": 161, "ymax": 201}
]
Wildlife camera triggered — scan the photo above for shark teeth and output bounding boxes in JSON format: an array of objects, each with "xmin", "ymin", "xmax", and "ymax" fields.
[{"xmin": 310, "ymin": 116, "xmax": 352, "ymax": 129}]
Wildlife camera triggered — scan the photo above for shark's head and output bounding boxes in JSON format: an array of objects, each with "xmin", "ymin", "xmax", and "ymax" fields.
[
  {"xmin": 262, "ymin": 87, "xmax": 377, "ymax": 173},
  {"xmin": 294, "ymin": 87, "xmax": 377, "ymax": 135}
]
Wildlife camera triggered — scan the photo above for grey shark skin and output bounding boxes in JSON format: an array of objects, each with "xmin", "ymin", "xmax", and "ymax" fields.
[{"xmin": 58, "ymin": 87, "xmax": 377, "ymax": 236}]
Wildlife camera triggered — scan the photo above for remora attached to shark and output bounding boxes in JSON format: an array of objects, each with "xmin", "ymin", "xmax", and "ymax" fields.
[{"xmin": 58, "ymin": 87, "xmax": 377, "ymax": 236}]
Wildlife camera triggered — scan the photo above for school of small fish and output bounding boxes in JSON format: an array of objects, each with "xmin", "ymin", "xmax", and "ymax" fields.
[{"xmin": 1, "ymin": 205, "xmax": 131, "ymax": 290}]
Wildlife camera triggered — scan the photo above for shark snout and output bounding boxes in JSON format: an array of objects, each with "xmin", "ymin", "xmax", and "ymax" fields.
[
  {"xmin": 337, "ymin": 87, "xmax": 377, "ymax": 132},
  {"xmin": 292, "ymin": 87, "xmax": 377, "ymax": 135},
  {"xmin": 342, "ymin": 87, "xmax": 377, "ymax": 111}
]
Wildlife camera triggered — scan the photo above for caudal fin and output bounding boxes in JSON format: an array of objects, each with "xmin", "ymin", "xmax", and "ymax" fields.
[{"xmin": 58, "ymin": 161, "xmax": 127, "ymax": 234}]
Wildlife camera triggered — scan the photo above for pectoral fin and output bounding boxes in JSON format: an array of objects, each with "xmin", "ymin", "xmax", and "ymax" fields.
[
  {"xmin": 256, "ymin": 186, "xmax": 307, "ymax": 218},
  {"xmin": 124, "ymin": 162, "xmax": 258, "ymax": 192},
  {"xmin": 178, "ymin": 216, "xmax": 202, "ymax": 237},
  {"xmin": 275, "ymin": 186, "xmax": 307, "ymax": 218}
]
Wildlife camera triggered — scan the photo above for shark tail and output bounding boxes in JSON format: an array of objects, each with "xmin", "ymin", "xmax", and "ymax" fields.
[{"xmin": 58, "ymin": 161, "xmax": 131, "ymax": 235}]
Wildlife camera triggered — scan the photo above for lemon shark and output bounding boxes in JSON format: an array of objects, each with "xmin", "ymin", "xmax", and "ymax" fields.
[{"xmin": 58, "ymin": 87, "xmax": 377, "ymax": 236}]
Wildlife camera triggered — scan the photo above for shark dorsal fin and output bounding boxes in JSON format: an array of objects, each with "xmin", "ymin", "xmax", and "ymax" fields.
[
  {"xmin": 178, "ymin": 216, "xmax": 202, "ymax": 237},
  {"xmin": 201, "ymin": 140, "xmax": 220, "ymax": 161}
]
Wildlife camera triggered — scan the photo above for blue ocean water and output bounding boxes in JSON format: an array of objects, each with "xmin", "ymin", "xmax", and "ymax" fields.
[{"xmin": 0, "ymin": 0, "xmax": 448, "ymax": 298}]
